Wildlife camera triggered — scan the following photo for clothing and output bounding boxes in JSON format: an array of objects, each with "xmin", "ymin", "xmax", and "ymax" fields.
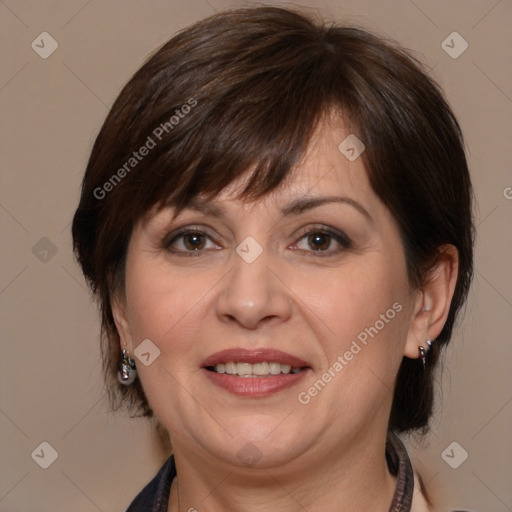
[{"xmin": 126, "ymin": 432, "xmax": 426, "ymax": 512}]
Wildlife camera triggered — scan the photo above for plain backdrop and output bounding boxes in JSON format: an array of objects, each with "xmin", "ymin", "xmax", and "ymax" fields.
[{"xmin": 1, "ymin": 0, "xmax": 511, "ymax": 511}]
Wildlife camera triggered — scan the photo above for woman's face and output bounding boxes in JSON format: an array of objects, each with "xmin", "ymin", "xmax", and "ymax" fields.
[{"xmin": 114, "ymin": 118, "xmax": 423, "ymax": 471}]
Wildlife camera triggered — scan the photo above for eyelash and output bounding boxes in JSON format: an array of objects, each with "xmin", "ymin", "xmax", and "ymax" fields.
[
  {"xmin": 163, "ymin": 225, "xmax": 352, "ymax": 257},
  {"xmin": 293, "ymin": 225, "xmax": 352, "ymax": 256}
]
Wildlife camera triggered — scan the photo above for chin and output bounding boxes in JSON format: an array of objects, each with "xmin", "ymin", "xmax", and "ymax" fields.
[{"xmin": 201, "ymin": 423, "xmax": 312, "ymax": 470}]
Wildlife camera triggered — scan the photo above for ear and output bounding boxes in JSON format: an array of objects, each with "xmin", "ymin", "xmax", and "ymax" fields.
[
  {"xmin": 404, "ymin": 244, "xmax": 459, "ymax": 359},
  {"xmin": 111, "ymin": 293, "xmax": 134, "ymax": 354}
]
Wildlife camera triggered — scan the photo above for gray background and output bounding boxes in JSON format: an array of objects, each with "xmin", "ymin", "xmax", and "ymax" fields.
[{"xmin": 1, "ymin": 0, "xmax": 511, "ymax": 510}]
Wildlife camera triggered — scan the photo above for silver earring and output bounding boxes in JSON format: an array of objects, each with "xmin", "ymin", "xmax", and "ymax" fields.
[
  {"xmin": 117, "ymin": 348, "xmax": 137, "ymax": 385},
  {"xmin": 419, "ymin": 339, "xmax": 433, "ymax": 369}
]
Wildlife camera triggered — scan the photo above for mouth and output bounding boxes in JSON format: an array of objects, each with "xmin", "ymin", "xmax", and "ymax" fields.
[{"xmin": 201, "ymin": 348, "xmax": 311, "ymax": 397}]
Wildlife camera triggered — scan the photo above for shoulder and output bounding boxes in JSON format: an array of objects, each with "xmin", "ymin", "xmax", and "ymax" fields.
[
  {"xmin": 411, "ymin": 463, "xmax": 476, "ymax": 512},
  {"xmin": 411, "ymin": 470, "xmax": 431, "ymax": 512}
]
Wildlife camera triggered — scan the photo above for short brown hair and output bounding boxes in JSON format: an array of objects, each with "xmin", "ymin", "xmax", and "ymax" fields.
[{"xmin": 72, "ymin": 6, "xmax": 474, "ymax": 433}]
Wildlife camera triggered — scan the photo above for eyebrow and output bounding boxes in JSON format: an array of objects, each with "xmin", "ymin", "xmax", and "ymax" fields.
[
  {"xmin": 281, "ymin": 195, "xmax": 372, "ymax": 222},
  {"xmin": 167, "ymin": 195, "xmax": 372, "ymax": 222}
]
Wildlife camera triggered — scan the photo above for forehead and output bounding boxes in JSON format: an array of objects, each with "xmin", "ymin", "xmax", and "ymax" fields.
[
  {"xmin": 141, "ymin": 114, "xmax": 379, "ymax": 226},
  {"xmin": 216, "ymin": 116, "xmax": 373, "ymax": 209}
]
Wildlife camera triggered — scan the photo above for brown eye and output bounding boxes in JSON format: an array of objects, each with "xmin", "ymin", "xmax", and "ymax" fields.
[
  {"xmin": 183, "ymin": 233, "xmax": 206, "ymax": 250},
  {"xmin": 293, "ymin": 226, "xmax": 352, "ymax": 256},
  {"xmin": 165, "ymin": 228, "xmax": 220, "ymax": 254},
  {"xmin": 307, "ymin": 232, "xmax": 332, "ymax": 251}
]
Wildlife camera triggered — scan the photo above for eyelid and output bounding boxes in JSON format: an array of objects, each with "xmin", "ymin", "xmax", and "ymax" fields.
[
  {"xmin": 291, "ymin": 224, "xmax": 352, "ymax": 253},
  {"xmin": 163, "ymin": 225, "xmax": 221, "ymax": 251},
  {"xmin": 295, "ymin": 224, "xmax": 350, "ymax": 241}
]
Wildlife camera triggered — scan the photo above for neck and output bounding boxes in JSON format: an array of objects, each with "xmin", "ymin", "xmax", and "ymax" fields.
[{"xmin": 168, "ymin": 431, "xmax": 397, "ymax": 512}]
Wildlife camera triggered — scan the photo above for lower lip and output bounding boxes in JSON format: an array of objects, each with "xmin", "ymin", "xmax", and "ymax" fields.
[{"xmin": 202, "ymin": 368, "xmax": 310, "ymax": 397}]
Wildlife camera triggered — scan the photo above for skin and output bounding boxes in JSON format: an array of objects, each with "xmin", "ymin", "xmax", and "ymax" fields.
[{"xmin": 113, "ymin": 115, "xmax": 459, "ymax": 512}]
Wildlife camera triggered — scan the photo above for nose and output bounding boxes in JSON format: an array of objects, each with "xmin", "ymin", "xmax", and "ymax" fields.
[{"xmin": 215, "ymin": 247, "xmax": 292, "ymax": 330}]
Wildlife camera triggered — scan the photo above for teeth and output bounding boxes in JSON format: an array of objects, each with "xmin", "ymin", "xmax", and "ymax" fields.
[
  {"xmin": 213, "ymin": 361, "xmax": 303, "ymax": 377},
  {"xmin": 237, "ymin": 362, "xmax": 252, "ymax": 376},
  {"xmin": 252, "ymin": 362, "xmax": 269, "ymax": 375},
  {"xmin": 269, "ymin": 362, "xmax": 282, "ymax": 375},
  {"xmin": 225, "ymin": 362, "xmax": 237, "ymax": 375}
]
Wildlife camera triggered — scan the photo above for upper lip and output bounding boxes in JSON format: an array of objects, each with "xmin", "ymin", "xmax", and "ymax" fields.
[{"xmin": 201, "ymin": 348, "xmax": 310, "ymax": 368}]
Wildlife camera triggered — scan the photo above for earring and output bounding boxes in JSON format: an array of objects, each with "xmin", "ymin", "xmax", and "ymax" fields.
[
  {"xmin": 418, "ymin": 340, "xmax": 432, "ymax": 369},
  {"xmin": 418, "ymin": 339, "xmax": 433, "ymax": 369},
  {"xmin": 117, "ymin": 348, "xmax": 137, "ymax": 385}
]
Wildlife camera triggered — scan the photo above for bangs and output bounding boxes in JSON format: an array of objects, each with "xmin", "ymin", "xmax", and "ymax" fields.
[{"xmin": 108, "ymin": 35, "xmax": 349, "ymax": 222}]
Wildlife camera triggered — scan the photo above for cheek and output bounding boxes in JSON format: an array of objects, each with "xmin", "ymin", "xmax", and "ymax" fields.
[
  {"xmin": 121, "ymin": 259, "xmax": 222, "ymax": 430},
  {"xmin": 295, "ymin": 270, "xmax": 409, "ymax": 422},
  {"xmin": 303, "ymin": 259, "xmax": 406, "ymax": 341},
  {"xmin": 123, "ymin": 259, "xmax": 217, "ymax": 365},
  {"xmin": 294, "ymin": 251, "xmax": 410, "ymax": 393}
]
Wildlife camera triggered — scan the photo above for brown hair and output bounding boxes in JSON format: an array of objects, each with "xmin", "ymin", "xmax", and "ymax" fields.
[{"xmin": 72, "ymin": 6, "xmax": 474, "ymax": 433}]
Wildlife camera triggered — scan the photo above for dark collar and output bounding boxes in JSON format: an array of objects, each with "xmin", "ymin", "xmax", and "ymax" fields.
[{"xmin": 386, "ymin": 431, "xmax": 415, "ymax": 511}]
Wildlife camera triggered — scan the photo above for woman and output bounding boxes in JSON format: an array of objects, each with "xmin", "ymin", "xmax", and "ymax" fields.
[{"xmin": 72, "ymin": 6, "xmax": 474, "ymax": 511}]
